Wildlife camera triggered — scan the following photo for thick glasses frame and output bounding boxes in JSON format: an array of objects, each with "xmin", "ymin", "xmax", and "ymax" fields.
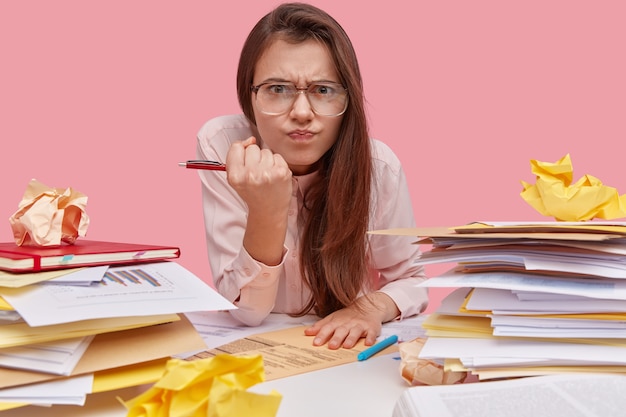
[{"xmin": 251, "ymin": 82, "xmax": 349, "ymax": 117}]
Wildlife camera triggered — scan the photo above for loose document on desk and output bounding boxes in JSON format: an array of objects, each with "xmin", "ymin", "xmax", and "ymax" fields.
[
  {"xmin": 0, "ymin": 261, "xmax": 236, "ymax": 326},
  {"xmin": 392, "ymin": 373, "xmax": 626, "ymax": 417},
  {"xmin": 185, "ymin": 313, "xmax": 427, "ymax": 381}
]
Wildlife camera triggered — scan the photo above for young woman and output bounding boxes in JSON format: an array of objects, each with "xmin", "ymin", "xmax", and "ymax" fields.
[{"xmin": 196, "ymin": 2, "xmax": 428, "ymax": 349}]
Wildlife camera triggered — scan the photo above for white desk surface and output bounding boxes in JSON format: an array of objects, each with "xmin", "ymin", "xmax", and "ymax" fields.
[{"xmin": 1, "ymin": 353, "xmax": 408, "ymax": 417}]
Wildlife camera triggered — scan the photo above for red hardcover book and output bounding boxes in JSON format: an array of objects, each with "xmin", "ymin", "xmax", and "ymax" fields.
[{"xmin": 0, "ymin": 240, "xmax": 180, "ymax": 273}]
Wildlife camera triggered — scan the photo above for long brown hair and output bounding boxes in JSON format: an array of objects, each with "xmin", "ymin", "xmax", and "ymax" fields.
[{"xmin": 236, "ymin": 2, "xmax": 372, "ymax": 317}]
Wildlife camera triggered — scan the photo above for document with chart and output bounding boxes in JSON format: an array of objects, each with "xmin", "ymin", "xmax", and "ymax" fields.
[{"xmin": 0, "ymin": 261, "xmax": 236, "ymax": 326}]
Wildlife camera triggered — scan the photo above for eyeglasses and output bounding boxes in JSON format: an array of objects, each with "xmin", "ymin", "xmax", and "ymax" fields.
[{"xmin": 251, "ymin": 82, "xmax": 348, "ymax": 117}]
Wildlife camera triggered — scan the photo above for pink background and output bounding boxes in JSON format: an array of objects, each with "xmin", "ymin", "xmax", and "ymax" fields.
[{"xmin": 1, "ymin": 1, "xmax": 625, "ymax": 312}]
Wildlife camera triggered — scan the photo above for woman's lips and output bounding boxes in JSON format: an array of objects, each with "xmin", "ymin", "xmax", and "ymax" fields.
[{"xmin": 288, "ymin": 130, "xmax": 314, "ymax": 140}]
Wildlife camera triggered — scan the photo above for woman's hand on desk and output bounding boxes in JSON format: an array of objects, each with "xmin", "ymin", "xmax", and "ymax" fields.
[{"xmin": 304, "ymin": 292, "xmax": 400, "ymax": 349}]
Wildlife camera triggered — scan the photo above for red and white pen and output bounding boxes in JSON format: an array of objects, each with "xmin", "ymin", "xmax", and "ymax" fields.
[{"xmin": 178, "ymin": 160, "xmax": 226, "ymax": 171}]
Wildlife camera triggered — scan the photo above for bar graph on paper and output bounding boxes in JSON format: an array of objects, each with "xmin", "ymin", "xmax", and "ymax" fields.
[
  {"xmin": 102, "ymin": 269, "xmax": 166, "ymax": 288},
  {"xmin": 95, "ymin": 268, "xmax": 176, "ymax": 293},
  {"xmin": 0, "ymin": 261, "xmax": 237, "ymax": 327},
  {"xmin": 43, "ymin": 266, "xmax": 177, "ymax": 303}
]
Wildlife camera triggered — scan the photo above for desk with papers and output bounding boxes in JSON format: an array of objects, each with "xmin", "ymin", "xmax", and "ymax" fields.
[
  {"xmin": 7, "ymin": 220, "xmax": 626, "ymax": 415},
  {"xmin": 0, "ymin": 311, "xmax": 422, "ymax": 417},
  {"xmin": 0, "ymin": 257, "xmax": 428, "ymax": 416},
  {"xmin": 0, "ymin": 353, "xmax": 409, "ymax": 417}
]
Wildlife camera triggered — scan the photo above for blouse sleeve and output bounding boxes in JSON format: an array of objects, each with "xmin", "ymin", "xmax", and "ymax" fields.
[
  {"xmin": 196, "ymin": 116, "xmax": 286, "ymax": 326},
  {"xmin": 368, "ymin": 140, "xmax": 429, "ymax": 319}
]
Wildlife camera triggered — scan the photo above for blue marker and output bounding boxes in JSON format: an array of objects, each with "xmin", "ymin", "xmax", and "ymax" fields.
[{"xmin": 357, "ymin": 334, "xmax": 399, "ymax": 361}]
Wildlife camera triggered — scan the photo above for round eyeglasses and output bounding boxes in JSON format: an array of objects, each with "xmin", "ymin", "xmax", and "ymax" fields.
[{"xmin": 251, "ymin": 82, "xmax": 348, "ymax": 117}]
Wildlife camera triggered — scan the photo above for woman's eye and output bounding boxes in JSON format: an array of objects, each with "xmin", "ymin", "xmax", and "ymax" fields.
[
  {"xmin": 313, "ymin": 85, "xmax": 330, "ymax": 95},
  {"xmin": 268, "ymin": 84, "xmax": 290, "ymax": 94}
]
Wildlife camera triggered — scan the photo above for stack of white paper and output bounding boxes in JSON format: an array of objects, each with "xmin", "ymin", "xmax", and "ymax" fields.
[{"xmin": 381, "ymin": 221, "xmax": 626, "ymax": 380}]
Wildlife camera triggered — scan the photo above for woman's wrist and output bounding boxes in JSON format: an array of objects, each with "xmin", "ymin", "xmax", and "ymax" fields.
[{"xmin": 358, "ymin": 292, "xmax": 400, "ymax": 323}]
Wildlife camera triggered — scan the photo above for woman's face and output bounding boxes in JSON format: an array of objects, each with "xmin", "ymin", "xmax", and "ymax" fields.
[{"xmin": 252, "ymin": 38, "xmax": 344, "ymax": 176}]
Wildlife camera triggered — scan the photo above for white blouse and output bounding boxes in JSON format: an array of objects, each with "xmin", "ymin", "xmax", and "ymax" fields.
[{"xmin": 196, "ymin": 114, "xmax": 428, "ymax": 326}]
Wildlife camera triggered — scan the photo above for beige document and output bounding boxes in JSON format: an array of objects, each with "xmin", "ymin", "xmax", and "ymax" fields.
[{"xmin": 186, "ymin": 324, "xmax": 398, "ymax": 381}]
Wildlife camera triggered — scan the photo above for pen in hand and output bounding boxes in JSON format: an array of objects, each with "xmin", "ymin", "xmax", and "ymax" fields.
[
  {"xmin": 357, "ymin": 334, "xmax": 399, "ymax": 361},
  {"xmin": 178, "ymin": 160, "xmax": 226, "ymax": 171}
]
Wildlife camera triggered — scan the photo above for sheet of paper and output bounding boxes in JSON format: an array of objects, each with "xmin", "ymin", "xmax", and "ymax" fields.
[
  {"xmin": 416, "ymin": 249, "xmax": 626, "ymax": 279},
  {"xmin": 467, "ymin": 287, "xmax": 626, "ymax": 314},
  {"xmin": 369, "ymin": 226, "xmax": 620, "ymax": 242},
  {"xmin": 0, "ymin": 296, "xmax": 13, "ymax": 310},
  {"xmin": 472, "ymin": 365, "xmax": 626, "ymax": 380},
  {"xmin": 183, "ymin": 314, "xmax": 426, "ymax": 381},
  {"xmin": 0, "ymin": 313, "xmax": 179, "ymax": 349},
  {"xmin": 420, "ymin": 269, "xmax": 626, "ymax": 300},
  {"xmin": 423, "ymin": 313, "xmax": 493, "ymax": 339},
  {"xmin": 378, "ymin": 314, "xmax": 428, "ymax": 342},
  {"xmin": 456, "ymin": 220, "xmax": 626, "ymax": 233},
  {"xmin": 0, "ymin": 310, "xmax": 21, "ymax": 322},
  {"xmin": 392, "ymin": 373, "xmax": 626, "ymax": 417},
  {"xmin": 40, "ymin": 265, "xmax": 108, "ymax": 285},
  {"xmin": 512, "ymin": 291, "xmax": 591, "ymax": 301},
  {"xmin": 0, "ymin": 336, "xmax": 93, "ymax": 375},
  {"xmin": 0, "ymin": 314, "xmax": 205, "ymax": 390},
  {"xmin": 0, "ymin": 268, "xmax": 86, "ymax": 288},
  {"xmin": 419, "ymin": 336, "xmax": 626, "ymax": 365},
  {"xmin": 185, "ymin": 325, "xmax": 389, "ymax": 380},
  {"xmin": 0, "ymin": 261, "xmax": 236, "ymax": 326},
  {"xmin": 439, "ymin": 238, "xmax": 626, "ymax": 255},
  {"xmin": 492, "ymin": 328, "xmax": 626, "ymax": 338},
  {"xmin": 490, "ymin": 314, "xmax": 626, "ymax": 329},
  {"xmin": 0, "ymin": 374, "xmax": 93, "ymax": 406},
  {"xmin": 182, "ymin": 311, "xmax": 316, "ymax": 354},
  {"xmin": 91, "ymin": 358, "xmax": 169, "ymax": 393},
  {"xmin": 182, "ymin": 310, "xmax": 426, "ymax": 361}
]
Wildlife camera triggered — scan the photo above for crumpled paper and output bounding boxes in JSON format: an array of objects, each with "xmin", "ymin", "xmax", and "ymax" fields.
[
  {"xmin": 8, "ymin": 179, "xmax": 89, "ymax": 246},
  {"xmin": 399, "ymin": 338, "xmax": 467, "ymax": 386},
  {"xmin": 520, "ymin": 154, "xmax": 626, "ymax": 221},
  {"xmin": 121, "ymin": 354, "xmax": 282, "ymax": 417}
]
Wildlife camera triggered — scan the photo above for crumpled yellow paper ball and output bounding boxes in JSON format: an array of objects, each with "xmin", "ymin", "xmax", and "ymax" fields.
[
  {"xmin": 520, "ymin": 154, "xmax": 626, "ymax": 221},
  {"xmin": 8, "ymin": 178, "xmax": 90, "ymax": 246},
  {"xmin": 121, "ymin": 354, "xmax": 282, "ymax": 417}
]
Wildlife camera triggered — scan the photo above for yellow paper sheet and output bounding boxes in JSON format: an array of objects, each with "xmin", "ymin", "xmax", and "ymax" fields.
[
  {"xmin": 424, "ymin": 313, "xmax": 626, "ymax": 349},
  {"xmin": 92, "ymin": 358, "xmax": 170, "ymax": 393},
  {"xmin": 0, "ymin": 401, "xmax": 26, "ymax": 412},
  {"xmin": 474, "ymin": 366, "xmax": 626, "ymax": 381},
  {"xmin": 0, "ymin": 296, "xmax": 12, "ymax": 310}
]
